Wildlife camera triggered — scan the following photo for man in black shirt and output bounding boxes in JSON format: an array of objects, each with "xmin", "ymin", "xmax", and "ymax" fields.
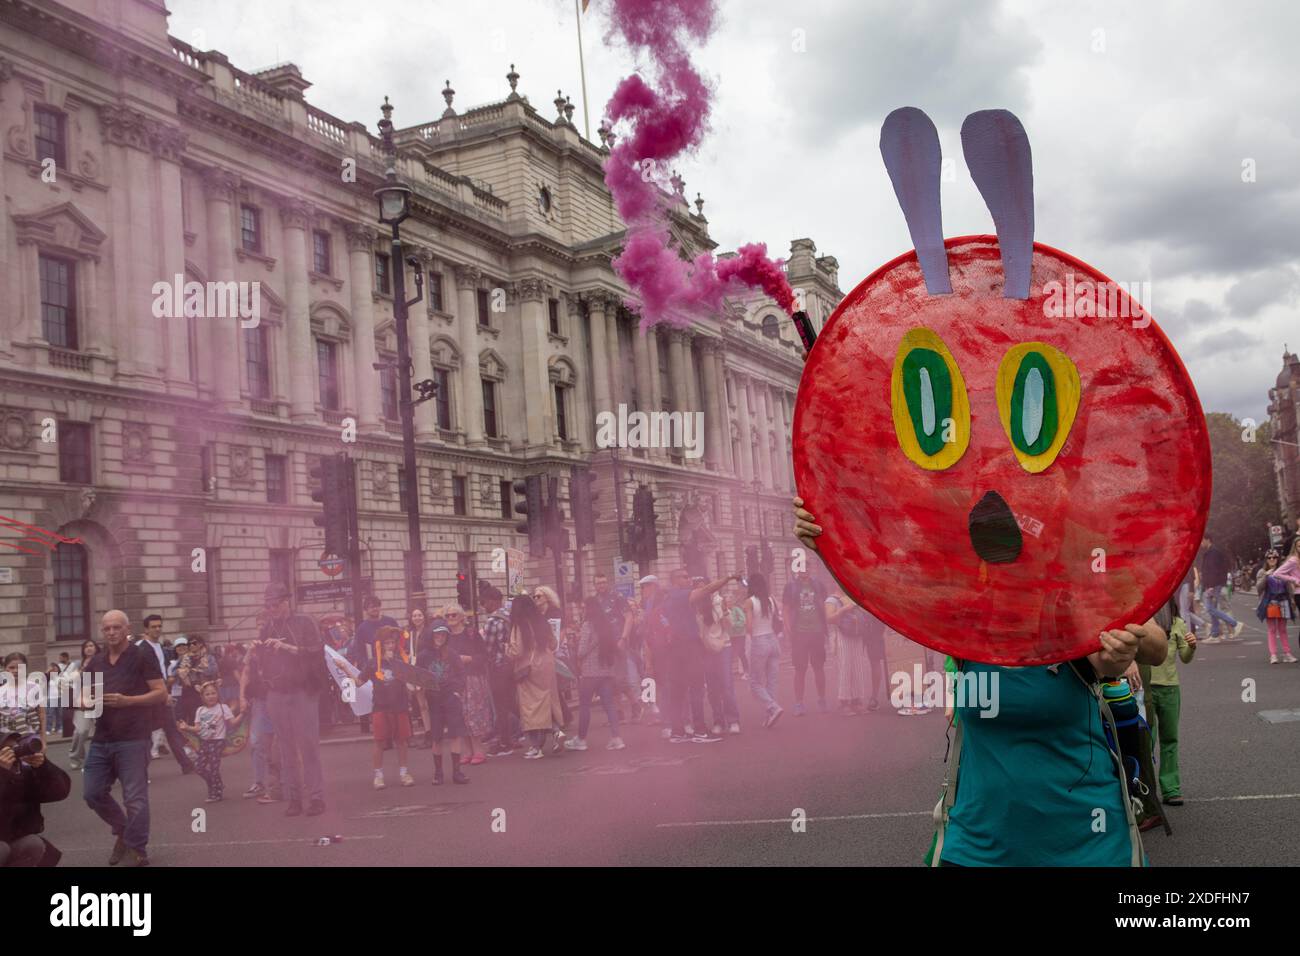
[
  {"xmin": 259, "ymin": 583, "xmax": 325, "ymax": 817},
  {"xmin": 1198, "ymin": 535, "xmax": 1243, "ymax": 642},
  {"xmin": 82, "ymin": 609, "xmax": 167, "ymax": 867}
]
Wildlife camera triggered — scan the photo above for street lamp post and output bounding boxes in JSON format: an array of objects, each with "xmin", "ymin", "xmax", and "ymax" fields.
[{"xmin": 375, "ymin": 97, "xmax": 426, "ymax": 605}]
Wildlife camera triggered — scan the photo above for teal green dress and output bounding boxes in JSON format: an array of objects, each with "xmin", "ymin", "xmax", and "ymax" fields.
[{"xmin": 940, "ymin": 662, "xmax": 1135, "ymax": 867}]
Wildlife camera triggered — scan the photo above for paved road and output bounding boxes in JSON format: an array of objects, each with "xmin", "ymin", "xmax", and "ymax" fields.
[{"xmin": 39, "ymin": 590, "xmax": 1300, "ymax": 866}]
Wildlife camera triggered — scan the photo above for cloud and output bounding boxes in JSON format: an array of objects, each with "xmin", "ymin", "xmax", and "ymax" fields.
[{"xmin": 1225, "ymin": 266, "xmax": 1300, "ymax": 318}]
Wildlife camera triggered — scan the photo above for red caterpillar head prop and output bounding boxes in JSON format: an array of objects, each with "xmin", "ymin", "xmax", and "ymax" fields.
[{"xmin": 792, "ymin": 108, "xmax": 1210, "ymax": 665}]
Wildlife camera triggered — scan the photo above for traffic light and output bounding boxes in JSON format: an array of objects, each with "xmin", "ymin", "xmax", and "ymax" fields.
[
  {"xmin": 456, "ymin": 571, "xmax": 472, "ymax": 609},
  {"xmin": 630, "ymin": 485, "xmax": 658, "ymax": 564},
  {"xmin": 513, "ymin": 474, "xmax": 545, "ymax": 557},
  {"xmin": 310, "ymin": 454, "xmax": 351, "ymax": 556},
  {"xmin": 545, "ymin": 475, "xmax": 569, "ymax": 554},
  {"xmin": 570, "ymin": 465, "xmax": 599, "ymax": 547}
]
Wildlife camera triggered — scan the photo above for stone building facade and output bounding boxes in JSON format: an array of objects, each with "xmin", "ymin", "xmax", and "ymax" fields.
[
  {"xmin": 1268, "ymin": 350, "xmax": 1300, "ymax": 525},
  {"xmin": 0, "ymin": 0, "xmax": 841, "ymax": 661}
]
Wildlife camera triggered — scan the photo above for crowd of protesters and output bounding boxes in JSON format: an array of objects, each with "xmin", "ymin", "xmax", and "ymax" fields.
[{"xmin": 8, "ymin": 514, "xmax": 1300, "ymax": 868}]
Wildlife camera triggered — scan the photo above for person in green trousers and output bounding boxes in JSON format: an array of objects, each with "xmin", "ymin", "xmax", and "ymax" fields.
[{"xmin": 1140, "ymin": 610, "xmax": 1196, "ymax": 805}]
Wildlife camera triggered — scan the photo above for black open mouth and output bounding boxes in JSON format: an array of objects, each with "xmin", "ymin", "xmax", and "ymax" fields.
[{"xmin": 968, "ymin": 490, "xmax": 1022, "ymax": 564}]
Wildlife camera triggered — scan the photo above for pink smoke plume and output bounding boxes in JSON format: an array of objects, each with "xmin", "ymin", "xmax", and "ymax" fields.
[{"xmin": 601, "ymin": 0, "xmax": 795, "ymax": 327}]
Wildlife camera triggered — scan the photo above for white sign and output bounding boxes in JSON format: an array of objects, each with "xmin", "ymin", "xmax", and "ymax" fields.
[
  {"xmin": 323, "ymin": 645, "xmax": 372, "ymax": 716},
  {"xmin": 507, "ymin": 547, "xmax": 526, "ymax": 594},
  {"xmin": 614, "ymin": 557, "xmax": 635, "ymax": 598}
]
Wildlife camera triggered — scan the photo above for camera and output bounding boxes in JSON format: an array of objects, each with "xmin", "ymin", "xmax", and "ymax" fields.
[{"xmin": 3, "ymin": 733, "xmax": 43, "ymax": 760}]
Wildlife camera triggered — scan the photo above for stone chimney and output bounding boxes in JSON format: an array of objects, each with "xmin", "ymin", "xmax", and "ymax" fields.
[{"xmin": 254, "ymin": 63, "xmax": 312, "ymax": 100}]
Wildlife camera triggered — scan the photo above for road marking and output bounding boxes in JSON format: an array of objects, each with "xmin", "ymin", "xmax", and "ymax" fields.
[
  {"xmin": 60, "ymin": 834, "xmax": 387, "ymax": 851},
  {"xmin": 657, "ymin": 793, "xmax": 1300, "ymax": 828},
  {"xmin": 657, "ymin": 810, "xmax": 930, "ymax": 828}
]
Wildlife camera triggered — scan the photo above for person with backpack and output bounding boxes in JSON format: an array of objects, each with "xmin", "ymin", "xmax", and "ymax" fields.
[
  {"xmin": 744, "ymin": 573, "xmax": 784, "ymax": 729},
  {"xmin": 782, "ymin": 570, "xmax": 829, "ymax": 715},
  {"xmin": 794, "ymin": 496, "xmax": 1169, "ymax": 866}
]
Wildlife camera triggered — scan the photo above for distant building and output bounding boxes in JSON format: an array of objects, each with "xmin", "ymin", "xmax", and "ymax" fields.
[
  {"xmin": 1267, "ymin": 350, "xmax": 1300, "ymax": 525},
  {"xmin": 0, "ymin": 0, "xmax": 840, "ymax": 660}
]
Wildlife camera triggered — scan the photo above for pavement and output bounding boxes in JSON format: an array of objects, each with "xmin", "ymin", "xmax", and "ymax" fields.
[{"xmin": 37, "ymin": 588, "xmax": 1300, "ymax": 866}]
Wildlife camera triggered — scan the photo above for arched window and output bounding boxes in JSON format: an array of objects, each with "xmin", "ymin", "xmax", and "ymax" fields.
[
  {"xmin": 761, "ymin": 313, "xmax": 781, "ymax": 339},
  {"xmin": 52, "ymin": 541, "xmax": 89, "ymax": 641}
]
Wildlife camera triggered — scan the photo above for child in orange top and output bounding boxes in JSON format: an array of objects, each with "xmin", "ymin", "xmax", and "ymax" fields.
[{"xmin": 361, "ymin": 626, "xmax": 414, "ymax": 789}]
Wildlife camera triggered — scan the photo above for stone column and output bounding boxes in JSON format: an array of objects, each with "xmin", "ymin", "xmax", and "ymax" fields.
[
  {"xmin": 278, "ymin": 198, "xmax": 316, "ymax": 421},
  {"xmin": 683, "ymin": 333, "xmax": 700, "ymax": 414},
  {"xmin": 700, "ymin": 337, "xmax": 724, "ymax": 471},
  {"xmin": 631, "ymin": 316, "xmax": 653, "ymax": 415},
  {"xmin": 570, "ymin": 295, "xmax": 594, "ymax": 449},
  {"xmin": 755, "ymin": 383, "xmax": 774, "ymax": 488},
  {"xmin": 344, "ymin": 223, "xmax": 381, "ymax": 430},
  {"xmin": 645, "ymin": 324, "xmax": 667, "ymax": 461},
  {"xmin": 409, "ymin": 249, "xmax": 437, "ymax": 441},
  {"xmin": 453, "ymin": 264, "xmax": 484, "ymax": 444},
  {"xmin": 126, "ymin": 145, "xmax": 162, "ymax": 380},
  {"xmin": 713, "ymin": 347, "xmax": 735, "ymax": 475},
  {"xmin": 518, "ymin": 277, "xmax": 551, "ymax": 449},
  {"xmin": 202, "ymin": 167, "xmax": 243, "ymax": 408},
  {"xmin": 734, "ymin": 373, "xmax": 755, "ymax": 483},
  {"xmin": 157, "ymin": 148, "xmax": 192, "ymax": 393},
  {"xmin": 606, "ymin": 307, "xmax": 626, "ymax": 410},
  {"xmin": 587, "ymin": 291, "xmax": 613, "ymax": 417}
]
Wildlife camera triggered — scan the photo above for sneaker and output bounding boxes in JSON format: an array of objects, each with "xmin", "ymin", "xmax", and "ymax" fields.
[
  {"xmin": 285, "ymin": 801, "xmax": 303, "ymax": 817},
  {"xmin": 728, "ymin": 722, "xmax": 741, "ymax": 735},
  {"xmin": 120, "ymin": 847, "xmax": 150, "ymax": 868},
  {"xmin": 256, "ymin": 791, "xmax": 280, "ymax": 805},
  {"xmin": 373, "ymin": 776, "xmax": 387, "ymax": 790},
  {"xmin": 692, "ymin": 732, "xmax": 723, "ymax": 743},
  {"xmin": 1231, "ymin": 622, "xmax": 1246, "ymax": 639},
  {"xmin": 1283, "ymin": 654, "xmax": 1299, "ymax": 663},
  {"xmin": 684, "ymin": 724, "xmax": 695, "ymax": 736},
  {"xmin": 432, "ymin": 768, "xmax": 445, "ymax": 785},
  {"xmin": 1162, "ymin": 795, "xmax": 1184, "ymax": 806},
  {"xmin": 489, "ymin": 747, "xmax": 514, "ymax": 758},
  {"xmin": 306, "ymin": 800, "xmax": 326, "ymax": 816},
  {"xmin": 660, "ymin": 727, "xmax": 673, "ymax": 740},
  {"xmin": 563, "ymin": 737, "xmax": 588, "ymax": 751},
  {"xmin": 243, "ymin": 784, "xmax": 266, "ymax": 800},
  {"xmin": 764, "ymin": 706, "xmax": 784, "ymax": 729},
  {"xmin": 523, "ymin": 748, "xmax": 544, "ymax": 760},
  {"xmin": 793, "ymin": 703, "xmax": 806, "ymax": 717},
  {"xmin": 205, "ymin": 795, "xmax": 223, "ymax": 803},
  {"xmin": 669, "ymin": 734, "xmax": 692, "ymax": 744},
  {"xmin": 551, "ymin": 731, "xmax": 566, "ymax": 754},
  {"xmin": 400, "ymin": 772, "xmax": 415, "ymax": 787},
  {"xmin": 710, "ymin": 723, "xmax": 723, "ymax": 736},
  {"xmin": 1138, "ymin": 815, "xmax": 1164, "ymax": 833},
  {"xmin": 108, "ymin": 835, "xmax": 127, "ymax": 866},
  {"xmin": 452, "ymin": 769, "xmax": 469, "ymax": 784},
  {"xmin": 606, "ymin": 737, "xmax": 626, "ymax": 750},
  {"xmin": 1270, "ymin": 655, "xmax": 1279, "ymax": 664}
]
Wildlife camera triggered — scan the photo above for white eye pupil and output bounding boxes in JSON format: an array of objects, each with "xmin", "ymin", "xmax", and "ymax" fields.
[
  {"xmin": 1022, "ymin": 366, "xmax": 1044, "ymax": 446},
  {"xmin": 919, "ymin": 367, "xmax": 936, "ymax": 436}
]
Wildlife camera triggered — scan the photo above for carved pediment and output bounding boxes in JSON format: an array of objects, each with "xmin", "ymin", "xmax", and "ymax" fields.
[{"xmin": 12, "ymin": 201, "xmax": 106, "ymax": 258}]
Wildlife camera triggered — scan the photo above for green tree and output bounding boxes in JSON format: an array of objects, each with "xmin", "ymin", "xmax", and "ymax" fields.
[{"xmin": 1204, "ymin": 412, "xmax": 1277, "ymax": 565}]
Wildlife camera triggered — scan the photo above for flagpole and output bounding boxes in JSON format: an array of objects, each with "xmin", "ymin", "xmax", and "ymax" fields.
[{"xmin": 575, "ymin": 0, "xmax": 591, "ymax": 140}]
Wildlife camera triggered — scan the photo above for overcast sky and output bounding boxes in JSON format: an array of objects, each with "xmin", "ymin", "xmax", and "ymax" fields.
[{"xmin": 167, "ymin": 0, "xmax": 1299, "ymax": 423}]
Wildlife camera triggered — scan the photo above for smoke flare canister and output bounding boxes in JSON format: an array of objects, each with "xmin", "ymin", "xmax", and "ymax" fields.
[{"xmin": 792, "ymin": 311, "xmax": 817, "ymax": 353}]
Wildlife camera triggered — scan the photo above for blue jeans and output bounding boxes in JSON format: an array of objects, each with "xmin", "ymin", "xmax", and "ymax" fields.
[
  {"xmin": 250, "ymin": 698, "xmax": 281, "ymax": 791},
  {"xmin": 267, "ymin": 689, "xmax": 323, "ymax": 805},
  {"xmin": 749, "ymin": 634, "xmax": 781, "ymax": 713},
  {"xmin": 1204, "ymin": 586, "xmax": 1238, "ymax": 636},
  {"xmin": 578, "ymin": 676, "xmax": 620, "ymax": 739},
  {"xmin": 45, "ymin": 705, "xmax": 62, "ymax": 735},
  {"xmin": 83, "ymin": 738, "xmax": 151, "ymax": 852},
  {"xmin": 667, "ymin": 641, "xmax": 707, "ymax": 735},
  {"xmin": 704, "ymin": 645, "xmax": 740, "ymax": 725}
]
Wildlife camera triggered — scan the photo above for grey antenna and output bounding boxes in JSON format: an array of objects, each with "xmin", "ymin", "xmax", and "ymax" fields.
[
  {"xmin": 961, "ymin": 110, "xmax": 1034, "ymax": 299},
  {"xmin": 880, "ymin": 107, "xmax": 951, "ymax": 295}
]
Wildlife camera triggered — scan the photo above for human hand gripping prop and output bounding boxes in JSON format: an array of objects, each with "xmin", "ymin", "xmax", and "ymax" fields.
[{"xmin": 792, "ymin": 108, "xmax": 1210, "ymax": 665}]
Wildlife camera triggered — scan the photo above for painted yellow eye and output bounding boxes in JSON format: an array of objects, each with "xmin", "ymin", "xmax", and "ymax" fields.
[
  {"xmin": 890, "ymin": 328, "xmax": 970, "ymax": 470},
  {"xmin": 995, "ymin": 342, "xmax": 1080, "ymax": 473}
]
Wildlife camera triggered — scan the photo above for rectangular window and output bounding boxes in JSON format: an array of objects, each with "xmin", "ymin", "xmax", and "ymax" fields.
[
  {"xmin": 265, "ymin": 453, "xmax": 287, "ymax": 504},
  {"xmin": 548, "ymin": 298, "xmax": 560, "ymax": 335},
  {"xmin": 58, "ymin": 421, "xmax": 92, "ymax": 484},
  {"xmin": 554, "ymin": 384, "xmax": 568, "ymax": 441},
  {"xmin": 434, "ymin": 367, "xmax": 451, "ymax": 429},
  {"xmin": 245, "ymin": 325, "xmax": 271, "ymax": 399},
  {"xmin": 476, "ymin": 288, "xmax": 490, "ymax": 327},
  {"xmin": 240, "ymin": 204, "xmax": 261, "ymax": 253},
  {"xmin": 34, "ymin": 106, "xmax": 66, "ymax": 169},
  {"xmin": 270, "ymin": 549, "xmax": 294, "ymax": 593},
  {"xmin": 657, "ymin": 334, "xmax": 671, "ymax": 409},
  {"xmin": 313, "ymin": 230, "xmax": 331, "ymax": 275},
  {"xmin": 380, "ymin": 364, "xmax": 399, "ymax": 420},
  {"xmin": 316, "ymin": 339, "xmax": 339, "ymax": 410},
  {"xmin": 452, "ymin": 475, "xmax": 467, "ymax": 516},
  {"xmin": 52, "ymin": 541, "xmax": 89, "ymax": 641},
  {"xmin": 500, "ymin": 479, "xmax": 512, "ymax": 520},
  {"xmin": 375, "ymin": 253, "xmax": 391, "ymax": 295},
  {"xmin": 429, "ymin": 272, "xmax": 444, "ymax": 312},
  {"xmin": 207, "ymin": 548, "xmax": 223, "ymax": 625},
  {"xmin": 39, "ymin": 254, "xmax": 77, "ymax": 350},
  {"xmin": 200, "ymin": 443, "xmax": 214, "ymax": 493},
  {"xmin": 398, "ymin": 467, "xmax": 410, "ymax": 512},
  {"xmin": 482, "ymin": 378, "xmax": 497, "ymax": 438}
]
